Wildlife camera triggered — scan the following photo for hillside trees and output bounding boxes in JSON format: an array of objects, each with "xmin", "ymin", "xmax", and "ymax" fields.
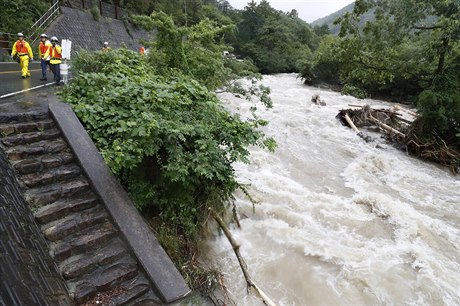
[
  {"xmin": 132, "ymin": 11, "xmax": 272, "ymax": 105},
  {"xmin": 342, "ymin": 0, "xmax": 459, "ymax": 141},
  {"xmin": 227, "ymin": 0, "xmax": 319, "ymax": 73},
  {"xmin": 301, "ymin": 0, "xmax": 459, "ymax": 144},
  {"xmin": 0, "ymin": 0, "xmax": 48, "ymax": 34}
]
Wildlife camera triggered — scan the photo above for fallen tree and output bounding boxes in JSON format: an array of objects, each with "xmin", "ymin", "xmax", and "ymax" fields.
[
  {"xmin": 337, "ymin": 104, "xmax": 460, "ymax": 174},
  {"xmin": 209, "ymin": 208, "xmax": 278, "ymax": 306}
]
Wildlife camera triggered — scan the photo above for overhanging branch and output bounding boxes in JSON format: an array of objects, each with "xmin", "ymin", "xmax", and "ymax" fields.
[{"xmin": 413, "ymin": 25, "xmax": 443, "ymax": 30}]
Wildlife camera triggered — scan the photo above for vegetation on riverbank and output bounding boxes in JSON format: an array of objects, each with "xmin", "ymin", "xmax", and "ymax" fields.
[
  {"xmin": 301, "ymin": 0, "xmax": 459, "ymax": 167},
  {"xmin": 61, "ymin": 11, "xmax": 276, "ymax": 299}
]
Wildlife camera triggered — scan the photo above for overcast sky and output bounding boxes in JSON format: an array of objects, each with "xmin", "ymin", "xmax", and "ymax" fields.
[{"xmin": 227, "ymin": 0, "xmax": 355, "ymax": 23}]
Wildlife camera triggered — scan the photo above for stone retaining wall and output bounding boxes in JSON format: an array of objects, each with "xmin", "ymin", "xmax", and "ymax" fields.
[
  {"xmin": 0, "ymin": 149, "xmax": 71, "ymax": 305},
  {"xmin": 64, "ymin": 0, "xmax": 129, "ymax": 20},
  {"xmin": 46, "ymin": 6, "xmax": 154, "ymax": 53}
]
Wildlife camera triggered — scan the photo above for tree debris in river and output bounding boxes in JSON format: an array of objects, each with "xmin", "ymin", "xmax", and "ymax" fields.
[
  {"xmin": 337, "ymin": 104, "xmax": 460, "ymax": 174},
  {"xmin": 209, "ymin": 208, "xmax": 278, "ymax": 306}
]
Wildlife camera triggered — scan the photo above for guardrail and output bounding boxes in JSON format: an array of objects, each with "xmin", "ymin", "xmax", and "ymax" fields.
[{"xmin": 29, "ymin": 1, "xmax": 61, "ymax": 45}]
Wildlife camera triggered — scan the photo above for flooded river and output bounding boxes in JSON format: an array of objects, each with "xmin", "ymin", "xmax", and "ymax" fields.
[{"xmin": 207, "ymin": 74, "xmax": 460, "ymax": 306}]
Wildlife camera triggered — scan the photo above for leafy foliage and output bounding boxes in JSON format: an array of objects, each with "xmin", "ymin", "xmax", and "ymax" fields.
[
  {"xmin": 226, "ymin": 0, "xmax": 318, "ymax": 74},
  {"xmin": 0, "ymin": 0, "xmax": 48, "ymax": 34},
  {"xmin": 303, "ymin": 0, "xmax": 460, "ymax": 144},
  {"xmin": 133, "ymin": 11, "xmax": 272, "ymax": 106},
  {"xmin": 63, "ymin": 47, "xmax": 275, "ymax": 244}
]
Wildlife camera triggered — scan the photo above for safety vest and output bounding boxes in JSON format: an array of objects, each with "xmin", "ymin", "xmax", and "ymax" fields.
[
  {"xmin": 47, "ymin": 45, "xmax": 62, "ymax": 64},
  {"xmin": 38, "ymin": 40, "xmax": 51, "ymax": 61},
  {"xmin": 39, "ymin": 41, "xmax": 51, "ymax": 59},
  {"xmin": 13, "ymin": 40, "xmax": 32, "ymax": 55}
]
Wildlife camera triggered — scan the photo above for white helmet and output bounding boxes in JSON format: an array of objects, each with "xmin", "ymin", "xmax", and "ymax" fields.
[
  {"xmin": 50, "ymin": 36, "xmax": 58, "ymax": 42},
  {"xmin": 40, "ymin": 33, "xmax": 47, "ymax": 38},
  {"xmin": 104, "ymin": 41, "xmax": 108, "ymax": 45},
  {"xmin": 17, "ymin": 33, "xmax": 24, "ymax": 37}
]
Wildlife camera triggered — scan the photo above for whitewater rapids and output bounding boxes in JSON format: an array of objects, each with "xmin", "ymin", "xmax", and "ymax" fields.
[{"xmin": 207, "ymin": 74, "xmax": 460, "ymax": 306}]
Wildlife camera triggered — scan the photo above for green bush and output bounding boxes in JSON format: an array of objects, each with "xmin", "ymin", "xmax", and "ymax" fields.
[
  {"xmin": 0, "ymin": 0, "xmax": 48, "ymax": 34},
  {"xmin": 342, "ymin": 84, "xmax": 368, "ymax": 99},
  {"xmin": 90, "ymin": 5, "xmax": 100, "ymax": 21},
  {"xmin": 414, "ymin": 51, "xmax": 460, "ymax": 143},
  {"xmin": 62, "ymin": 49, "xmax": 276, "ymax": 240}
]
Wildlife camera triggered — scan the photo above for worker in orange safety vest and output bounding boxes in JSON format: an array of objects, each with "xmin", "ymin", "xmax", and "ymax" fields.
[
  {"xmin": 11, "ymin": 33, "xmax": 34, "ymax": 78},
  {"xmin": 44, "ymin": 36, "xmax": 62, "ymax": 85},
  {"xmin": 101, "ymin": 41, "xmax": 111, "ymax": 52},
  {"xmin": 38, "ymin": 33, "xmax": 52, "ymax": 81}
]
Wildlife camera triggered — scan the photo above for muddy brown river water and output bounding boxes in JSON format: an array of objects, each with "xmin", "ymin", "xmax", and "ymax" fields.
[{"xmin": 207, "ymin": 74, "xmax": 460, "ymax": 306}]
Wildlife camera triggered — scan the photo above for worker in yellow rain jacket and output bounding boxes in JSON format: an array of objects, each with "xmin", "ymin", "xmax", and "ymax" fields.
[
  {"xmin": 11, "ymin": 33, "xmax": 34, "ymax": 78},
  {"xmin": 44, "ymin": 36, "xmax": 62, "ymax": 85},
  {"xmin": 38, "ymin": 33, "xmax": 52, "ymax": 81}
]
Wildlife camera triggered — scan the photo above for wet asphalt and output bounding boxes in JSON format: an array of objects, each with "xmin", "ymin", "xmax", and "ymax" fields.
[{"xmin": 0, "ymin": 62, "xmax": 55, "ymax": 98}]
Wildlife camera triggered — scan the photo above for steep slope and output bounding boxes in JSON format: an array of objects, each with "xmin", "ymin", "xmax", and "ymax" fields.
[{"xmin": 311, "ymin": 2, "xmax": 374, "ymax": 35}]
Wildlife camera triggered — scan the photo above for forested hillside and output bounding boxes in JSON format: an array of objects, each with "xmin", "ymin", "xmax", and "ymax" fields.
[
  {"xmin": 302, "ymin": 0, "xmax": 459, "ymax": 156},
  {"xmin": 310, "ymin": 2, "xmax": 355, "ymax": 35}
]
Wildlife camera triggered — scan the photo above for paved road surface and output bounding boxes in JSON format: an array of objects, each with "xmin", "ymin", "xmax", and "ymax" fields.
[{"xmin": 0, "ymin": 62, "xmax": 54, "ymax": 98}]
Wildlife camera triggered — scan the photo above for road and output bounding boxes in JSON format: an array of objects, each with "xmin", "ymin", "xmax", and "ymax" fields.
[{"xmin": 0, "ymin": 62, "xmax": 54, "ymax": 98}]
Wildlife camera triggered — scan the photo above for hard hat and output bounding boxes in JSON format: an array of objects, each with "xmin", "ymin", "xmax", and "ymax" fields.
[
  {"xmin": 104, "ymin": 41, "xmax": 108, "ymax": 45},
  {"xmin": 17, "ymin": 33, "xmax": 24, "ymax": 37},
  {"xmin": 40, "ymin": 34, "xmax": 47, "ymax": 38},
  {"xmin": 50, "ymin": 36, "xmax": 58, "ymax": 42}
]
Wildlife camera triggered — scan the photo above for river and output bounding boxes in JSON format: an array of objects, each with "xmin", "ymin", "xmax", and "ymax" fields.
[{"xmin": 207, "ymin": 74, "xmax": 460, "ymax": 306}]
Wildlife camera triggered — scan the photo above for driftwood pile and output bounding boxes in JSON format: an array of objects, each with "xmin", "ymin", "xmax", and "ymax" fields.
[{"xmin": 337, "ymin": 104, "xmax": 460, "ymax": 174}]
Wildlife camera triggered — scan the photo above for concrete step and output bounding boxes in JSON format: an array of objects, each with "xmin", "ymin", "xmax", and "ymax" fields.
[
  {"xmin": 34, "ymin": 192, "xmax": 99, "ymax": 225},
  {"xmin": 60, "ymin": 238, "xmax": 128, "ymax": 281},
  {"xmin": 14, "ymin": 152, "xmax": 74, "ymax": 175},
  {"xmin": 0, "ymin": 111, "xmax": 49, "ymax": 125},
  {"xmin": 42, "ymin": 206, "xmax": 109, "ymax": 242},
  {"xmin": 1, "ymin": 128, "xmax": 61, "ymax": 147},
  {"xmin": 71, "ymin": 256, "xmax": 139, "ymax": 304},
  {"xmin": 108, "ymin": 275, "xmax": 153, "ymax": 306},
  {"xmin": 0, "ymin": 119, "xmax": 55, "ymax": 137},
  {"xmin": 26, "ymin": 177, "xmax": 92, "ymax": 207},
  {"xmin": 6, "ymin": 139, "xmax": 68, "ymax": 161},
  {"xmin": 127, "ymin": 294, "xmax": 160, "ymax": 306},
  {"xmin": 21, "ymin": 164, "xmax": 82, "ymax": 188},
  {"xmin": 51, "ymin": 222, "xmax": 118, "ymax": 262}
]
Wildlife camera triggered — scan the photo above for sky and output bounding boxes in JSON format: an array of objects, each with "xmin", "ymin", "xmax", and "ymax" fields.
[{"xmin": 227, "ymin": 0, "xmax": 355, "ymax": 23}]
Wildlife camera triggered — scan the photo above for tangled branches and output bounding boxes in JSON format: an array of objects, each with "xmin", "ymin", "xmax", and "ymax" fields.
[{"xmin": 337, "ymin": 104, "xmax": 460, "ymax": 174}]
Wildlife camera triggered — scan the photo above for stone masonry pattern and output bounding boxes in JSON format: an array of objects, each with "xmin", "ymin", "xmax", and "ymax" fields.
[
  {"xmin": 0, "ymin": 110, "xmax": 160, "ymax": 305},
  {"xmin": 0, "ymin": 148, "xmax": 71, "ymax": 306},
  {"xmin": 46, "ymin": 6, "xmax": 155, "ymax": 53}
]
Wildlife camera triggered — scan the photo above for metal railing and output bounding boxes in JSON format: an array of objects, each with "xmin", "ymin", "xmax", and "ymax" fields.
[{"xmin": 29, "ymin": 1, "xmax": 61, "ymax": 45}]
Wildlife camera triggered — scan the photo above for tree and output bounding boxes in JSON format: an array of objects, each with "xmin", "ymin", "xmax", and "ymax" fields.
[
  {"xmin": 227, "ymin": 0, "xmax": 318, "ymax": 73},
  {"xmin": 331, "ymin": 0, "xmax": 460, "ymax": 142},
  {"xmin": 0, "ymin": 0, "xmax": 48, "ymax": 34}
]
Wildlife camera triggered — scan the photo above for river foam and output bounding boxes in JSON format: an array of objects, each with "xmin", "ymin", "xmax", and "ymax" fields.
[{"xmin": 207, "ymin": 74, "xmax": 460, "ymax": 306}]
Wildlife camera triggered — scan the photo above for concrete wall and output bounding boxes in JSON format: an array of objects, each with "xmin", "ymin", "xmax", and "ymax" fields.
[{"xmin": 46, "ymin": 6, "xmax": 154, "ymax": 53}]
